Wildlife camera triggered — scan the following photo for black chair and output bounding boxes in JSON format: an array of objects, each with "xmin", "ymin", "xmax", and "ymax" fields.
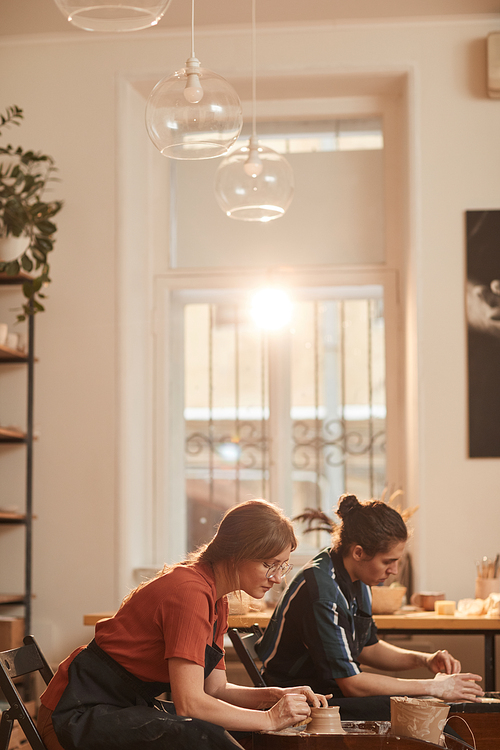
[
  {"xmin": 227, "ymin": 625, "xmax": 266, "ymax": 687},
  {"xmin": 0, "ymin": 635, "xmax": 54, "ymax": 750}
]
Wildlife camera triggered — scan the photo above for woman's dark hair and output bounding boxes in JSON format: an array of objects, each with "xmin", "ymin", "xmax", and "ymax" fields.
[{"xmin": 333, "ymin": 493, "xmax": 407, "ymax": 557}]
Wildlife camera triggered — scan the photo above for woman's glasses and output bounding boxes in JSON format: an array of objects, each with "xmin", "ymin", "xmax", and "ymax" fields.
[{"xmin": 263, "ymin": 561, "xmax": 293, "ymax": 580}]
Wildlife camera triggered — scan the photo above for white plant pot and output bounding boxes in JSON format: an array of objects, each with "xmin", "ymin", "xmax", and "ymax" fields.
[{"xmin": 0, "ymin": 235, "xmax": 29, "ymax": 262}]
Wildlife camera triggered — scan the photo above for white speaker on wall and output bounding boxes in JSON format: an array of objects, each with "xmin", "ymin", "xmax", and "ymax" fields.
[{"xmin": 487, "ymin": 32, "xmax": 500, "ymax": 98}]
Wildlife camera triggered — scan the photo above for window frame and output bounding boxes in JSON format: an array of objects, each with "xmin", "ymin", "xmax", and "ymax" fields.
[{"xmin": 152, "ymin": 265, "xmax": 403, "ymax": 566}]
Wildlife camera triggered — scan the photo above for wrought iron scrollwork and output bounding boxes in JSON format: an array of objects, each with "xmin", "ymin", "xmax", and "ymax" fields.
[
  {"xmin": 186, "ymin": 421, "xmax": 268, "ymax": 470},
  {"xmin": 292, "ymin": 418, "xmax": 385, "ymax": 471}
]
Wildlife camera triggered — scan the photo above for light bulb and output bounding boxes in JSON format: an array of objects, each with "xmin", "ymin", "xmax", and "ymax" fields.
[
  {"xmin": 183, "ymin": 56, "xmax": 204, "ymax": 104},
  {"xmin": 184, "ymin": 73, "xmax": 203, "ymax": 103},
  {"xmin": 243, "ymin": 144, "xmax": 263, "ymax": 177}
]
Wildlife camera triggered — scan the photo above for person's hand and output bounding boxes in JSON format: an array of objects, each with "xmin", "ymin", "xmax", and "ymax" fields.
[
  {"xmin": 425, "ymin": 649, "xmax": 461, "ymax": 675},
  {"xmin": 431, "ymin": 672, "xmax": 483, "ymax": 702},
  {"xmin": 266, "ymin": 693, "xmax": 312, "ymax": 731},
  {"xmin": 280, "ymin": 686, "xmax": 332, "ymax": 707}
]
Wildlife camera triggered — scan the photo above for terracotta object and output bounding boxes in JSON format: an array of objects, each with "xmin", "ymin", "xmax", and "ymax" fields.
[
  {"xmin": 410, "ymin": 591, "xmax": 445, "ymax": 611},
  {"xmin": 306, "ymin": 706, "xmax": 344, "ymax": 735},
  {"xmin": 390, "ymin": 696, "xmax": 450, "ymax": 745}
]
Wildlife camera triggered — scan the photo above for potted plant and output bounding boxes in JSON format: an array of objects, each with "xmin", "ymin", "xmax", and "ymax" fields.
[{"xmin": 0, "ymin": 105, "xmax": 63, "ymax": 321}]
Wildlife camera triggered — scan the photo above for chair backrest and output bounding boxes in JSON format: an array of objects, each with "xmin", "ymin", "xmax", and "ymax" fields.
[
  {"xmin": 227, "ymin": 625, "xmax": 267, "ymax": 688},
  {"xmin": 0, "ymin": 635, "xmax": 54, "ymax": 750}
]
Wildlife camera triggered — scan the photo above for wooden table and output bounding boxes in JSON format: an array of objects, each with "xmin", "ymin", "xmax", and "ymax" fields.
[{"xmin": 84, "ymin": 609, "xmax": 500, "ymax": 691}]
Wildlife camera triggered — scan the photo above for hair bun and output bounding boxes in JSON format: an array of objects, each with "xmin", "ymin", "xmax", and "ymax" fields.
[{"xmin": 336, "ymin": 493, "xmax": 360, "ymax": 518}]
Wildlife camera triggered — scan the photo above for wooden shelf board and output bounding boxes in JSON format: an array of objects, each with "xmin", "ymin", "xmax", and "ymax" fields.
[
  {"xmin": 0, "ymin": 511, "xmax": 27, "ymax": 523},
  {"xmin": 0, "ymin": 345, "xmax": 28, "ymax": 362},
  {"xmin": 0, "ymin": 426, "xmax": 26, "ymax": 441},
  {"xmin": 0, "ymin": 272, "xmax": 32, "ymax": 285},
  {"xmin": 0, "ymin": 594, "xmax": 25, "ymax": 604}
]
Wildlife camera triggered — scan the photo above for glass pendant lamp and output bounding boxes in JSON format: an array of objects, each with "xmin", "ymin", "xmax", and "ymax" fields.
[
  {"xmin": 53, "ymin": 0, "xmax": 173, "ymax": 32},
  {"xmin": 145, "ymin": 0, "xmax": 243, "ymax": 159},
  {"xmin": 214, "ymin": 0, "xmax": 294, "ymax": 221}
]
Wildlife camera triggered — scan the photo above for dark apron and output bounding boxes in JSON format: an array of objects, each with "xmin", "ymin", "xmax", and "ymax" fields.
[
  {"xmin": 52, "ymin": 638, "xmax": 243, "ymax": 750},
  {"xmin": 352, "ymin": 610, "xmax": 373, "ymax": 659}
]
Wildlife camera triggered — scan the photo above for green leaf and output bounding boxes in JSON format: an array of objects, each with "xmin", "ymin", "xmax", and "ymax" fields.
[
  {"xmin": 34, "ymin": 236, "xmax": 53, "ymax": 252},
  {"xmin": 6, "ymin": 260, "xmax": 20, "ymax": 276},
  {"xmin": 31, "ymin": 247, "xmax": 46, "ymax": 263},
  {"xmin": 35, "ymin": 219, "xmax": 57, "ymax": 235},
  {"xmin": 21, "ymin": 254, "xmax": 33, "ymax": 272}
]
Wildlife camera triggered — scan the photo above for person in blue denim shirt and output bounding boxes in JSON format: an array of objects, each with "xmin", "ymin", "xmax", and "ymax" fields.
[{"xmin": 257, "ymin": 494, "xmax": 483, "ymax": 715}]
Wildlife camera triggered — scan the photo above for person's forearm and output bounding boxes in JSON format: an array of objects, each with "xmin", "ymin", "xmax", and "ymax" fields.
[
  {"xmin": 336, "ymin": 670, "xmax": 483, "ymax": 703},
  {"xmin": 336, "ymin": 671, "xmax": 433, "ymax": 698},
  {"xmin": 360, "ymin": 647, "xmax": 427, "ymax": 672},
  {"xmin": 174, "ymin": 689, "xmax": 275, "ymax": 731},
  {"xmin": 360, "ymin": 639, "xmax": 432, "ymax": 672},
  {"xmin": 214, "ymin": 682, "xmax": 283, "ymax": 709}
]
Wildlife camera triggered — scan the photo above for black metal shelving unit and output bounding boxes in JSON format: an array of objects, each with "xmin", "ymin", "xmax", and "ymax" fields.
[{"xmin": 0, "ymin": 272, "xmax": 35, "ymax": 638}]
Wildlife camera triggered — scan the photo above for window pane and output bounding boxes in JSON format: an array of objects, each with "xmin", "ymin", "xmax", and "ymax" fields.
[
  {"xmin": 183, "ymin": 292, "xmax": 386, "ymax": 555},
  {"xmin": 290, "ymin": 297, "xmax": 386, "ymax": 532},
  {"xmin": 184, "ymin": 304, "xmax": 269, "ymax": 552}
]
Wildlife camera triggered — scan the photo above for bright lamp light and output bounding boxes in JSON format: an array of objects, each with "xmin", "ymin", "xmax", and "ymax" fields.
[{"xmin": 250, "ymin": 289, "xmax": 293, "ymax": 331}]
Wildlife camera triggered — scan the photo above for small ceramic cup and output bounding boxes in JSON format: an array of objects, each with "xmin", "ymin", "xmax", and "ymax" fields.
[
  {"xmin": 0, "ymin": 323, "xmax": 7, "ymax": 346},
  {"xmin": 475, "ymin": 578, "xmax": 500, "ymax": 599}
]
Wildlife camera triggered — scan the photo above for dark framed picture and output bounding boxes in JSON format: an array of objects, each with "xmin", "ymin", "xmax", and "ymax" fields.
[{"xmin": 466, "ymin": 210, "xmax": 500, "ymax": 457}]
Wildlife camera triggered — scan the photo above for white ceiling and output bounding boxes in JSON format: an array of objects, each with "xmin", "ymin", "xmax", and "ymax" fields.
[{"xmin": 1, "ymin": 0, "xmax": 499, "ymax": 37}]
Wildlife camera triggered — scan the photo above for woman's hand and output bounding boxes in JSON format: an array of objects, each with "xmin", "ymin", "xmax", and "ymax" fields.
[
  {"xmin": 266, "ymin": 693, "xmax": 312, "ymax": 731},
  {"xmin": 279, "ymin": 686, "xmax": 331, "ymax": 708},
  {"xmin": 431, "ymin": 672, "xmax": 483, "ymax": 702},
  {"xmin": 425, "ymin": 649, "xmax": 461, "ymax": 675}
]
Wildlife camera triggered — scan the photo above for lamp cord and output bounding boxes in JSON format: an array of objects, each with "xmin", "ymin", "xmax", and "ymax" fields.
[
  {"xmin": 251, "ymin": 0, "xmax": 257, "ymax": 139},
  {"xmin": 191, "ymin": 0, "xmax": 195, "ymax": 58}
]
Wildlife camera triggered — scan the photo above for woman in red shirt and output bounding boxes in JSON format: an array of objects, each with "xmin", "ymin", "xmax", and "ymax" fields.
[{"xmin": 38, "ymin": 500, "xmax": 328, "ymax": 750}]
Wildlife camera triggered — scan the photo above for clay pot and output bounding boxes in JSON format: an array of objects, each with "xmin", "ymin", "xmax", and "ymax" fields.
[
  {"xmin": 390, "ymin": 696, "xmax": 450, "ymax": 745},
  {"xmin": 306, "ymin": 706, "xmax": 344, "ymax": 735}
]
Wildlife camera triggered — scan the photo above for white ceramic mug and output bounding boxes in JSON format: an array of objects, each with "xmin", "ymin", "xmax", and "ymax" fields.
[{"xmin": 0, "ymin": 323, "xmax": 7, "ymax": 346}]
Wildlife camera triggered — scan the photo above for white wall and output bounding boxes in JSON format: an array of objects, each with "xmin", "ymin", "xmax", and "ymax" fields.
[
  {"xmin": 174, "ymin": 149, "xmax": 385, "ymax": 267},
  {"xmin": 1, "ymin": 16, "xmax": 500, "ymax": 669}
]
